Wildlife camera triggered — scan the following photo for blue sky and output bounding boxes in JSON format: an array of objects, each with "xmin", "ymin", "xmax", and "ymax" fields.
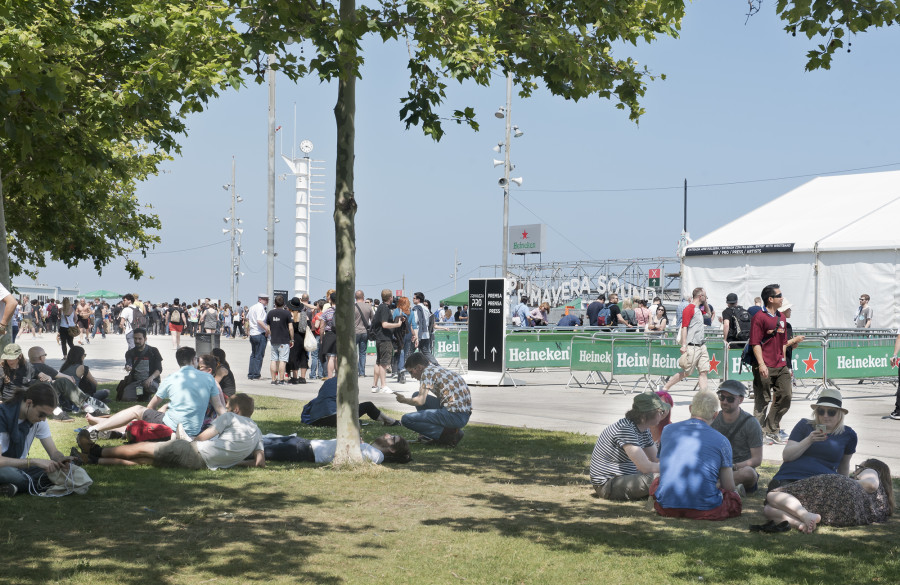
[{"xmin": 22, "ymin": 2, "xmax": 900, "ymax": 305}]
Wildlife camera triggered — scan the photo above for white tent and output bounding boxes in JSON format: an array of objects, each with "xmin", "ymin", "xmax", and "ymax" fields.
[{"xmin": 681, "ymin": 170, "xmax": 900, "ymax": 330}]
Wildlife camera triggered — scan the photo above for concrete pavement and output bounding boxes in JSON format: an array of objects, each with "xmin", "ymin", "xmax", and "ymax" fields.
[{"xmin": 16, "ymin": 330, "xmax": 900, "ymax": 473}]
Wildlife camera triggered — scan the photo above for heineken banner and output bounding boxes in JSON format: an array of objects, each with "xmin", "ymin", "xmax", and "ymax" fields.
[
  {"xmin": 570, "ymin": 338, "xmax": 613, "ymax": 372},
  {"xmin": 506, "ymin": 338, "xmax": 573, "ymax": 368},
  {"xmin": 433, "ymin": 330, "xmax": 466, "ymax": 359},
  {"xmin": 825, "ymin": 343, "xmax": 895, "ymax": 378},
  {"xmin": 610, "ymin": 338, "xmax": 650, "ymax": 376}
]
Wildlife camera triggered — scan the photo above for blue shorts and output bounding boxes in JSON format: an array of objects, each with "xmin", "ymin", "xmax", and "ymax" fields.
[{"xmin": 270, "ymin": 343, "xmax": 290, "ymax": 362}]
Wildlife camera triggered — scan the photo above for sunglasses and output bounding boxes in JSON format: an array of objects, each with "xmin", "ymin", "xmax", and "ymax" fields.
[
  {"xmin": 717, "ymin": 393, "xmax": 736, "ymax": 403},
  {"xmin": 816, "ymin": 407, "xmax": 838, "ymax": 417},
  {"xmin": 772, "ymin": 293, "xmax": 783, "ymax": 298}
]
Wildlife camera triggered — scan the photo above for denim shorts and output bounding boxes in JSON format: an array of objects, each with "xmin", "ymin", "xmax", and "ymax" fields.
[{"xmin": 270, "ymin": 343, "xmax": 290, "ymax": 362}]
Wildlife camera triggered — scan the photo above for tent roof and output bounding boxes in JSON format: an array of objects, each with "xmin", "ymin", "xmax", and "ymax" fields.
[
  {"xmin": 686, "ymin": 170, "xmax": 900, "ymax": 253},
  {"xmin": 440, "ymin": 290, "xmax": 469, "ymax": 306}
]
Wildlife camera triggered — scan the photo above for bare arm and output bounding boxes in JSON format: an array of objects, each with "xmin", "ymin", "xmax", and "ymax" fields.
[
  {"xmin": 623, "ymin": 444, "xmax": 660, "ymax": 474},
  {"xmin": 719, "ymin": 466, "xmax": 736, "ymax": 492},
  {"xmin": 235, "ymin": 450, "xmax": 266, "ymax": 468},
  {"xmin": 195, "ymin": 425, "xmax": 220, "ymax": 442},
  {"xmin": 838, "ymin": 453, "xmax": 852, "ymax": 476},
  {"xmin": 210, "ymin": 392, "xmax": 227, "ymax": 416},
  {"xmin": 781, "ymin": 429, "xmax": 826, "ymax": 462},
  {"xmin": 734, "ymin": 446, "xmax": 763, "ymax": 470},
  {"xmin": 856, "ymin": 468, "xmax": 880, "ymax": 493},
  {"xmin": 722, "ymin": 319, "xmax": 730, "ymax": 341},
  {"xmin": 396, "ymin": 384, "xmax": 430, "ymax": 406},
  {"xmin": 147, "ymin": 394, "xmax": 164, "ymax": 411},
  {"xmin": 0, "ymin": 293, "xmax": 17, "ymax": 326}
]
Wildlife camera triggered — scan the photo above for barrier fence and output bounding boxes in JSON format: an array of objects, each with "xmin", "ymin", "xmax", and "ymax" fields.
[{"xmin": 373, "ymin": 327, "xmax": 897, "ymax": 398}]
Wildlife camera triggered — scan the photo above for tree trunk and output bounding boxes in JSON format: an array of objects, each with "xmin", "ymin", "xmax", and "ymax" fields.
[
  {"xmin": 332, "ymin": 0, "xmax": 363, "ymax": 465},
  {"xmin": 0, "ymin": 170, "xmax": 9, "ymax": 352}
]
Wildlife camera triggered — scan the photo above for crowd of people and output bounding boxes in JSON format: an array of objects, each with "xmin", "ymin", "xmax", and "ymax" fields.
[{"xmin": 1, "ymin": 284, "xmax": 475, "ymax": 496}]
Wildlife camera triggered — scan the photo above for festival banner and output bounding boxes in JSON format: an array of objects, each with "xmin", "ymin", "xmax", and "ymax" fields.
[
  {"xmin": 825, "ymin": 343, "xmax": 895, "ymax": 378},
  {"xmin": 610, "ymin": 338, "xmax": 650, "ymax": 376},
  {"xmin": 507, "ymin": 337, "xmax": 572, "ymax": 368},
  {"xmin": 570, "ymin": 338, "xmax": 613, "ymax": 373}
]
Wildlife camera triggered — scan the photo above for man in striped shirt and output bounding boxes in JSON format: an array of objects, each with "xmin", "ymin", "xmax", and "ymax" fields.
[{"xmin": 589, "ymin": 392, "xmax": 671, "ymax": 500}]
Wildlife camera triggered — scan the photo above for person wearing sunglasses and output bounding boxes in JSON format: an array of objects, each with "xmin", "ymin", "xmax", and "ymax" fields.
[
  {"xmin": 768, "ymin": 388, "xmax": 857, "ymax": 492},
  {"xmin": 749, "ymin": 283, "xmax": 792, "ymax": 445},
  {"xmin": 711, "ymin": 380, "xmax": 764, "ymax": 494},
  {"xmin": 763, "ymin": 458, "xmax": 893, "ymax": 534}
]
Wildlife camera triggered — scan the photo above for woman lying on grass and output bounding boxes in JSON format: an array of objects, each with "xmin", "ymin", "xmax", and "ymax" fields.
[
  {"xmin": 263, "ymin": 433, "xmax": 411, "ymax": 465},
  {"xmin": 762, "ymin": 458, "xmax": 893, "ymax": 533}
]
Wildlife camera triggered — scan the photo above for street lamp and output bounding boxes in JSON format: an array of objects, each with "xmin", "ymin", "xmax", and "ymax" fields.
[
  {"xmin": 493, "ymin": 72, "xmax": 524, "ymax": 280},
  {"xmin": 223, "ymin": 156, "xmax": 243, "ymax": 309}
]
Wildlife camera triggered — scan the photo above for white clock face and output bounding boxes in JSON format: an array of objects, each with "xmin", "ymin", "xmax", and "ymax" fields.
[{"xmin": 299, "ymin": 140, "xmax": 313, "ymax": 154}]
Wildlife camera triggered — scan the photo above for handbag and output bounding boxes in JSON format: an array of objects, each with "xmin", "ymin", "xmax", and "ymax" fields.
[
  {"xmin": 68, "ymin": 326, "xmax": 80, "ymax": 337},
  {"xmin": 41, "ymin": 466, "xmax": 93, "ymax": 497},
  {"xmin": 356, "ymin": 303, "xmax": 376, "ymax": 342},
  {"xmin": 303, "ymin": 327, "xmax": 317, "ymax": 352}
]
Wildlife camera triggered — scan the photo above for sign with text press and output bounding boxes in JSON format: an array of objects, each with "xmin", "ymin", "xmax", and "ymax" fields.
[{"xmin": 467, "ymin": 278, "xmax": 507, "ymax": 374}]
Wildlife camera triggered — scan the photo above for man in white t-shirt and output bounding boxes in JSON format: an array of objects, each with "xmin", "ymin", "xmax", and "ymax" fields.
[
  {"xmin": 119, "ymin": 294, "xmax": 136, "ymax": 354},
  {"xmin": 76, "ymin": 393, "xmax": 265, "ymax": 469},
  {"xmin": 0, "ymin": 281, "xmax": 19, "ymax": 341},
  {"xmin": 246, "ymin": 293, "xmax": 269, "ymax": 380}
]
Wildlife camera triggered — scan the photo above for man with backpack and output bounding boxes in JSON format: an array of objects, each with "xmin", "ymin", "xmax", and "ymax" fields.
[
  {"xmin": 586, "ymin": 294, "xmax": 606, "ymax": 327},
  {"xmin": 411, "ymin": 292, "xmax": 439, "ymax": 366},
  {"xmin": 354, "ymin": 289, "xmax": 374, "ymax": 377},
  {"xmin": 722, "ymin": 293, "xmax": 751, "ymax": 350},
  {"xmin": 749, "ymin": 284, "xmax": 791, "ymax": 445}
]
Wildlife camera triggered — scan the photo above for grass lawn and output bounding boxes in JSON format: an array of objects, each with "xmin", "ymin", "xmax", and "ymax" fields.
[{"xmin": 2, "ymin": 390, "xmax": 898, "ymax": 585}]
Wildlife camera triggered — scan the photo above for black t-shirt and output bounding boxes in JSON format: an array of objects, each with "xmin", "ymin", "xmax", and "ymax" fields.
[
  {"xmin": 266, "ymin": 308, "xmax": 293, "ymax": 345},
  {"xmin": 372, "ymin": 303, "xmax": 394, "ymax": 342},
  {"xmin": 608, "ymin": 303, "xmax": 622, "ymax": 326},
  {"xmin": 32, "ymin": 363, "xmax": 59, "ymax": 379}
]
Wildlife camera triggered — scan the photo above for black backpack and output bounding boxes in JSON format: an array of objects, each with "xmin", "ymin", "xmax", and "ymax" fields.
[
  {"xmin": 131, "ymin": 306, "xmax": 147, "ymax": 329},
  {"xmin": 739, "ymin": 312, "xmax": 779, "ymax": 372},
  {"xmin": 728, "ymin": 306, "xmax": 752, "ymax": 342}
]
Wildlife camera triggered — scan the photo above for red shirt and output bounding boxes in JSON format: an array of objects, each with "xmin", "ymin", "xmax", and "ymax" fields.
[{"xmin": 748, "ymin": 309, "xmax": 787, "ymax": 368}]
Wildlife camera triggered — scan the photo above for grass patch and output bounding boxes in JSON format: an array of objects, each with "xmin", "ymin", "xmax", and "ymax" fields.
[{"xmin": 3, "ymin": 390, "xmax": 899, "ymax": 584}]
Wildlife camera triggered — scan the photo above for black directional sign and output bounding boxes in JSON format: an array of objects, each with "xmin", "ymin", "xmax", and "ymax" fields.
[{"xmin": 467, "ymin": 278, "xmax": 506, "ymax": 373}]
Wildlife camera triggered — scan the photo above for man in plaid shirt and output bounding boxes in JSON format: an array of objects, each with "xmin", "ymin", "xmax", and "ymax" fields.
[{"xmin": 395, "ymin": 352, "xmax": 471, "ymax": 447}]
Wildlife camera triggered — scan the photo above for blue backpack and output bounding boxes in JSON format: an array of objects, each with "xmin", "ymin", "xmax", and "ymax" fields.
[{"xmin": 597, "ymin": 304, "xmax": 611, "ymax": 326}]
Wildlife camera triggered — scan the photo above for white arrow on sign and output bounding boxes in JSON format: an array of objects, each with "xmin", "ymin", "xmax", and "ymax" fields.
[
  {"xmin": 473, "ymin": 346, "xmax": 479, "ymax": 360},
  {"xmin": 491, "ymin": 347, "xmax": 497, "ymax": 362}
]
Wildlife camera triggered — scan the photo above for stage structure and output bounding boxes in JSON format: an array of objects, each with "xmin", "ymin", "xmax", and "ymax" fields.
[
  {"xmin": 281, "ymin": 139, "xmax": 326, "ymax": 296},
  {"xmin": 477, "ymin": 257, "xmax": 681, "ymax": 308}
]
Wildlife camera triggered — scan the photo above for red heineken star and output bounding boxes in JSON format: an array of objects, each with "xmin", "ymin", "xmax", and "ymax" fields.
[
  {"xmin": 708, "ymin": 354, "xmax": 720, "ymax": 374},
  {"xmin": 802, "ymin": 352, "xmax": 819, "ymax": 373}
]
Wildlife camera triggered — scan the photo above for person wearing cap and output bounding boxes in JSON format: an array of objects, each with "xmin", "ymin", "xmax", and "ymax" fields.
[
  {"xmin": 768, "ymin": 388, "xmax": 858, "ymax": 491},
  {"xmin": 711, "ymin": 380, "xmax": 764, "ymax": 493},
  {"xmin": 264, "ymin": 295, "xmax": 294, "ymax": 385},
  {"xmin": 589, "ymin": 392, "xmax": 670, "ymax": 501},
  {"xmin": 652, "ymin": 391, "xmax": 742, "ymax": 520},
  {"xmin": 780, "ymin": 299, "xmax": 805, "ymax": 375},
  {"xmin": 750, "ymin": 283, "xmax": 792, "ymax": 444},
  {"xmin": 721, "ymin": 293, "xmax": 751, "ymax": 350},
  {"xmin": 287, "ymin": 296, "xmax": 310, "ymax": 384},
  {"xmin": 246, "ymin": 293, "xmax": 269, "ymax": 380}
]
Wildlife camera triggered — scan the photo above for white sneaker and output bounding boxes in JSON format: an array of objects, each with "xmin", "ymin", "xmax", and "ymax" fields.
[
  {"xmin": 175, "ymin": 423, "xmax": 192, "ymax": 442},
  {"xmin": 380, "ymin": 385, "xmax": 393, "ymax": 393},
  {"xmin": 371, "ymin": 386, "xmax": 380, "ymax": 393}
]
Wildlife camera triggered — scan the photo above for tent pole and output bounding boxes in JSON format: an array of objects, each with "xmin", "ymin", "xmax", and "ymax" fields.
[{"xmin": 813, "ymin": 243, "xmax": 819, "ymax": 328}]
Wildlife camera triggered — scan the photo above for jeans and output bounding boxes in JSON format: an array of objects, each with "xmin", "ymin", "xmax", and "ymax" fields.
[
  {"xmin": 0, "ymin": 465, "xmax": 50, "ymax": 494},
  {"xmin": 401, "ymin": 392, "xmax": 470, "ymax": 440},
  {"xmin": 309, "ymin": 345, "xmax": 320, "ymax": 379},
  {"xmin": 418, "ymin": 337, "xmax": 440, "ymax": 366},
  {"xmin": 91, "ymin": 318, "xmax": 106, "ymax": 338},
  {"xmin": 248, "ymin": 333, "xmax": 267, "ymax": 378},
  {"xmin": 398, "ymin": 332, "xmax": 413, "ymax": 372},
  {"xmin": 356, "ymin": 332, "xmax": 369, "ymax": 376}
]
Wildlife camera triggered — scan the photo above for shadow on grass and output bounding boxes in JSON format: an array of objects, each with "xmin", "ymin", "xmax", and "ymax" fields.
[{"xmin": 3, "ymin": 467, "xmax": 364, "ymax": 585}]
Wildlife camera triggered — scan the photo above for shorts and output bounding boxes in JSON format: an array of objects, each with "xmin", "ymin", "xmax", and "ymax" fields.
[
  {"xmin": 320, "ymin": 331, "xmax": 337, "ymax": 359},
  {"xmin": 270, "ymin": 343, "xmax": 290, "ymax": 362},
  {"xmin": 169, "ymin": 323, "xmax": 184, "ymax": 333},
  {"xmin": 376, "ymin": 341, "xmax": 394, "ymax": 366},
  {"xmin": 154, "ymin": 440, "xmax": 206, "ymax": 470},
  {"xmin": 77, "ymin": 317, "xmax": 90, "ymax": 328},
  {"xmin": 141, "ymin": 408, "xmax": 166, "ymax": 425},
  {"xmin": 678, "ymin": 344, "xmax": 709, "ymax": 376}
]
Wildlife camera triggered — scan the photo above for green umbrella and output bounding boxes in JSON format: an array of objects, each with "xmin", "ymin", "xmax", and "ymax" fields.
[{"xmin": 82, "ymin": 289, "xmax": 123, "ymax": 299}]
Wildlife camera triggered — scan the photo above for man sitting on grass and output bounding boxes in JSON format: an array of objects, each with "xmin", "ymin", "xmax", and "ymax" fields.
[
  {"xmin": 395, "ymin": 352, "xmax": 471, "ymax": 447},
  {"xmin": 651, "ymin": 391, "xmax": 742, "ymax": 520},
  {"xmin": 85, "ymin": 346, "xmax": 225, "ymax": 439},
  {"xmin": 76, "ymin": 393, "xmax": 264, "ymax": 469}
]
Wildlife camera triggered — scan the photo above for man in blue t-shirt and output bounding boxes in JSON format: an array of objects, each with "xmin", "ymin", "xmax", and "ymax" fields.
[
  {"xmin": 86, "ymin": 347, "xmax": 226, "ymax": 438},
  {"xmin": 653, "ymin": 391, "xmax": 742, "ymax": 520}
]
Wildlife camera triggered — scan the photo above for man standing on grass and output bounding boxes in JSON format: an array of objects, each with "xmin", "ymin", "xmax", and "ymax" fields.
[
  {"xmin": 750, "ymin": 284, "xmax": 791, "ymax": 445},
  {"xmin": 396, "ymin": 352, "xmax": 471, "ymax": 447},
  {"xmin": 265, "ymin": 295, "xmax": 293, "ymax": 385},
  {"xmin": 652, "ymin": 391, "xmax": 742, "ymax": 520},
  {"xmin": 77, "ymin": 393, "xmax": 264, "ymax": 469},
  {"xmin": 710, "ymin": 380, "xmax": 764, "ymax": 494},
  {"xmin": 660, "ymin": 287, "xmax": 710, "ymax": 393},
  {"xmin": 119, "ymin": 294, "xmax": 136, "ymax": 354}
]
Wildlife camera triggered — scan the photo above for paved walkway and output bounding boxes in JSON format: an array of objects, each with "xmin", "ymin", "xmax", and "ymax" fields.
[{"xmin": 17, "ymin": 331, "xmax": 900, "ymax": 473}]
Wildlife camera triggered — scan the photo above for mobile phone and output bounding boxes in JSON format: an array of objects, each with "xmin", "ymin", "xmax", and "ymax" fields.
[{"xmin": 815, "ymin": 424, "xmax": 826, "ymax": 433}]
